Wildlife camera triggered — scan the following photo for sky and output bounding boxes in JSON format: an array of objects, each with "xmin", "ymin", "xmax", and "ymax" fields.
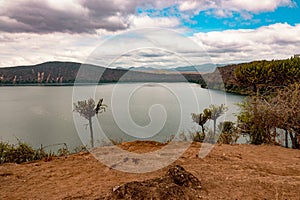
[{"xmin": 0, "ymin": 0, "xmax": 300, "ymax": 68}]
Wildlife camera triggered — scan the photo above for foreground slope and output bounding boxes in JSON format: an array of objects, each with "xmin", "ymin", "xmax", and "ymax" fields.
[{"xmin": 0, "ymin": 142, "xmax": 299, "ymax": 199}]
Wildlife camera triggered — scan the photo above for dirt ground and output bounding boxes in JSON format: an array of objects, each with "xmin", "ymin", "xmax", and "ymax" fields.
[{"xmin": 0, "ymin": 141, "xmax": 300, "ymax": 199}]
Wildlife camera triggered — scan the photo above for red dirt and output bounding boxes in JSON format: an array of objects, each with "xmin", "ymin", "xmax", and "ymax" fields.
[{"xmin": 0, "ymin": 142, "xmax": 300, "ymax": 199}]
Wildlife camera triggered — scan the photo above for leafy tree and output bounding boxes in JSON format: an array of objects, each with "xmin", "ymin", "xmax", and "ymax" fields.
[
  {"xmin": 234, "ymin": 57, "xmax": 300, "ymax": 95},
  {"xmin": 234, "ymin": 60, "xmax": 273, "ymax": 93},
  {"xmin": 237, "ymin": 99, "xmax": 263, "ymax": 144},
  {"xmin": 73, "ymin": 98, "xmax": 107, "ymax": 148}
]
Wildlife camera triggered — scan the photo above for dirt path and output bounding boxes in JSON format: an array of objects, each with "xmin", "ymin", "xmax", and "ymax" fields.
[{"xmin": 1, "ymin": 142, "xmax": 300, "ymax": 199}]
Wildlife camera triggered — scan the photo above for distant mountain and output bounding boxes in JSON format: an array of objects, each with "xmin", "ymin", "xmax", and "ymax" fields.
[
  {"xmin": 0, "ymin": 61, "xmax": 206, "ymax": 85},
  {"xmin": 128, "ymin": 66, "xmax": 158, "ymax": 71},
  {"xmin": 175, "ymin": 63, "xmax": 227, "ymax": 73},
  {"xmin": 117, "ymin": 63, "xmax": 228, "ymax": 73}
]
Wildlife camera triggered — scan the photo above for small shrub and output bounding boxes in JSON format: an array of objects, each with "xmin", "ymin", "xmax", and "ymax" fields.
[
  {"xmin": 0, "ymin": 141, "xmax": 54, "ymax": 164},
  {"xmin": 110, "ymin": 138, "xmax": 124, "ymax": 145},
  {"xmin": 192, "ymin": 132, "xmax": 205, "ymax": 142},
  {"xmin": 73, "ymin": 145, "xmax": 88, "ymax": 153},
  {"xmin": 57, "ymin": 147, "xmax": 69, "ymax": 156},
  {"xmin": 13, "ymin": 142, "xmax": 36, "ymax": 163},
  {"xmin": 217, "ymin": 121, "xmax": 239, "ymax": 144}
]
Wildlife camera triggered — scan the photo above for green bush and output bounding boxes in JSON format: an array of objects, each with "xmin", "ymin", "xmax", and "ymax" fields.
[
  {"xmin": 0, "ymin": 141, "xmax": 53, "ymax": 164},
  {"xmin": 217, "ymin": 121, "xmax": 239, "ymax": 144},
  {"xmin": 192, "ymin": 132, "xmax": 205, "ymax": 142}
]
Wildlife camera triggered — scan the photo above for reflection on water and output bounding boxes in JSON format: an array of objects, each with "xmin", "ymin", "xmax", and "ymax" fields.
[{"xmin": 0, "ymin": 83, "xmax": 244, "ymax": 150}]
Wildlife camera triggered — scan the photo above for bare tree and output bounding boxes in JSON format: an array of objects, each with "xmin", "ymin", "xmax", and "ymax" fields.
[
  {"xmin": 192, "ymin": 105, "xmax": 227, "ymax": 142},
  {"xmin": 73, "ymin": 98, "xmax": 107, "ymax": 148},
  {"xmin": 237, "ymin": 83, "xmax": 300, "ymax": 149},
  {"xmin": 208, "ymin": 104, "xmax": 228, "ymax": 138},
  {"xmin": 192, "ymin": 108, "xmax": 211, "ymax": 136}
]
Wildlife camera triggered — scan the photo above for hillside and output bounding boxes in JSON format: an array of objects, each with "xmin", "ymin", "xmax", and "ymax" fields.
[
  {"xmin": 1, "ymin": 141, "xmax": 299, "ymax": 199},
  {"xmin": 0, "ymin": 61, "xmax": 205, "ymax": 85},
  {"xmin": 0, "ymin": 61, "xmax": 81, "ymax": 84}
]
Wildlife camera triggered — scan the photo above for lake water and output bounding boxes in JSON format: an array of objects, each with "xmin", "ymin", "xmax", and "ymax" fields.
[{"xmin": 0, "ymin": 83, "xmax": 244, "ymax": 151}]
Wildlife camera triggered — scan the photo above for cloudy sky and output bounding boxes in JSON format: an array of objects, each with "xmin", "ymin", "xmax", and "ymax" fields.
[{"xmin": 0, "ymin": 0, "xmax": 299, "ymax": 68}]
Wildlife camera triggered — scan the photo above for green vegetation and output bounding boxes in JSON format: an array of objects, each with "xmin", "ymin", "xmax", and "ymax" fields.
[
  {"xmin": 0, "ymin": 140, "xmax": 50, "ymax": 164},
  {"xmin": 237, "ymin": 83, "xmax": 300, "ymax": 149},
  {"xmin": 226, "ymin": 57, "xmax": 300, "ymax": 149},
  {"xmin": 234, "ymin": 57, "xmax": 300, "ymax": 94},
  {"xmin": 73, "ymin": 98, "xmax": 107, "ymax": 148},
  {"xmin": 0, "ymin": 139, "xmax": 89, "ymax": 164},
  {"xmin": 192, "ymin": 104, "xmax": 235, "ymax": 144},
  {"xmin": 217, "ymin": 121, "xmax": 239, "ymax": 144}
]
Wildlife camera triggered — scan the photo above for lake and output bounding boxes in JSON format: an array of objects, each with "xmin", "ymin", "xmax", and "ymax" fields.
[{"xmin": 0, "ymin": 83, "xmax": 244, "ymax": 151}]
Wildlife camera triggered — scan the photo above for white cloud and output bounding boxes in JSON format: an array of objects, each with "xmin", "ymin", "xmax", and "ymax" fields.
[
  {"xmin": 177, "ymin": 0, "xmax": 296, "ymax": 18},
  {"xmin": 0, "ymin": 32, "xmax": 99, "ymax": 67},
  {"xmin": 1, "ymin": 23, "xmax": 299, "ymax": 67},
  {"xmin": 193, "ymin": 23, "xmax": 300, "ymax": 63},
  {"xmin": 83, "ymin": 28, "xmax": 211, "ymax": 69},
  {"xmin": 131, "ymin": 15, "xmax": 181, "ymax": 29},
  {"xmin": 223, "ymin": 0, "xmax": 294, "ymax": 13},
  {"xmin": 179, "ymin": 1, "xmax": 202, "ymax": 12}
]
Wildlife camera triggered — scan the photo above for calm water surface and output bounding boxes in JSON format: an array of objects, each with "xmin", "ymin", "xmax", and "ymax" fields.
[{"xmin": 0, "ymin": 83, "xmax": 244, "ymax": 150}]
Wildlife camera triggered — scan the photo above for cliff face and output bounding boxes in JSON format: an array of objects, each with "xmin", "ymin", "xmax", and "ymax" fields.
[{"xmin": 200, "ymin": 64, "xmax": 239, "ymax": 92}]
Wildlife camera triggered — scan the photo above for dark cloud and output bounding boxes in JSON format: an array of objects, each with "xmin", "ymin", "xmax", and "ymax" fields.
[
  {"xmin": 80, "ymin": 0, "xmax": 137, "ymax": 18},
  {"xmin": 0, "ymin": 0, "xmax": 139, "ymax": 33},
  {"xmin": 140, "ymin": 53, "xmax": 164, "ymax": 57}
]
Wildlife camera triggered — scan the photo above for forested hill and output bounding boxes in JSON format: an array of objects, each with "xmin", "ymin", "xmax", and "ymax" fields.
[
  {"xmin": 203, "ymin": 57, "xmax": 300, "ymax": 95},
  {"xmin": 0, "ymin": 61, "xmax": 205, "ymax": 85}
]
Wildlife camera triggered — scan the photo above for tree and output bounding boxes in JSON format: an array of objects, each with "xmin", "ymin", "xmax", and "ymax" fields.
[
  {"xmin": 192, "ymin": 104, "xmax": 227, "ymax": 143},
  {"xmin": 208, "ymin": 104, "xmax": 228, "ymax": 138},
  {"xmin": 271, "ymin": 83, "xmax": 300, "ymax": 149},
  {"xmin": 192, "ymin": 108, "xmax": 211, "ymax": 134},
  {"xmin": 192, "ymin": 108, "xmax": 211, "ymax": 142},
  {"xmin": 73, "ymin": 98, "xmax": 107, "ymax": 148},
  {"xmin": 237, "ymin": 83, "xmax": 300, "ymax": 149},
  {"xmin": 234, "ymin": 57, "xmax": 300, "ymax": 95},
  {"xmin": 237, "ymin": 96, "xmax": 278, "ymax": 145},
  {"xmin": 234, "ymin": 61, "xmax": 272, "ymax": 93}
]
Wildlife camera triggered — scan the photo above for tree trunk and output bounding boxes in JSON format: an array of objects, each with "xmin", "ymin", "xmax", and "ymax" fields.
[
  {"xmin": 201, "ymin": 125, "xmax": 205, "ymax": 135},
  {"xmin": 289, "ymin": 132, "xmax": 296, "ymax": 149},
  {"xmin": 89, "ymin": 117, "xmax": 94, "ymax": 148},
  {"xmin": 253, "ymin": 84, "xmax": 257, "ymax": 94},
  {"xmin": 285, "ymin": 129, "xmax": 288, "ymax": 148},
  {"xmin": 213, "ymin": 119, "xmax": 216, "ymax": 142},
  {"xmin": 295, "ymin": 129, "xmax": 300, "ymax": 149}
]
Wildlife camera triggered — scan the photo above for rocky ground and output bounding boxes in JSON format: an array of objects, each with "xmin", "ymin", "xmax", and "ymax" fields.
[{"xmin": 1, "ymin": 141, "xmax": 300, "ymax": 199}]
